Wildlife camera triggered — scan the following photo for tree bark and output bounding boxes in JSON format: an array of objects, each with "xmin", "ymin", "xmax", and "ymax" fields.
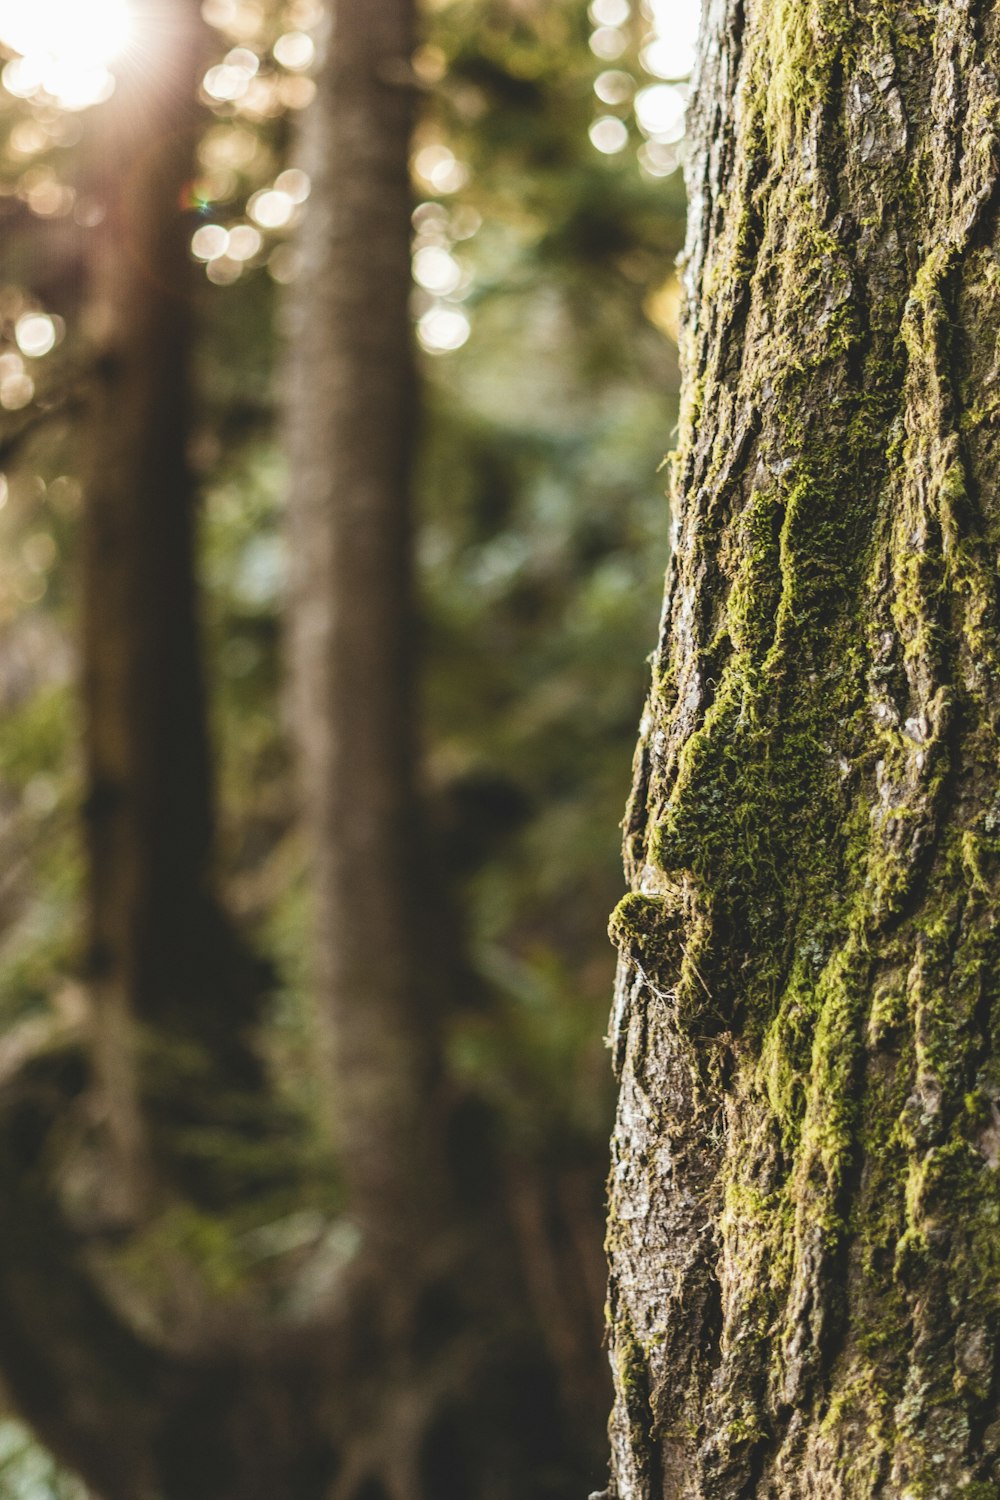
[{"xmin": 606, "ymin": 1, "xmax": 1000, "ymax": 1496}]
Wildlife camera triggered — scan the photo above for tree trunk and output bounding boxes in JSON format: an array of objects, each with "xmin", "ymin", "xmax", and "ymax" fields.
[
  {"xmin": 0, "ymin": 9, "xmax": 336, "ymax": 1498},
  {"xmin": 284, "ymin": 0, "xmax": 446, "ymax": 1268},
  {"xmin": 606, "ymin": 2, "xmax": 1000, "ymax": 1496},
  {"xmin": 283, "ymin": 6, "xmax": 616, "ymax": 1496},
  {"xmin": 79, "ymin": 0, "xmax": 264, "ymax": 1225}
]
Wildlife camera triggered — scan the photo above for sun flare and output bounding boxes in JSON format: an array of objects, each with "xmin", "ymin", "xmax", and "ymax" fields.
[{"xmin": 0, "ymin": 0, "xmax": 134, "ymax": 110}]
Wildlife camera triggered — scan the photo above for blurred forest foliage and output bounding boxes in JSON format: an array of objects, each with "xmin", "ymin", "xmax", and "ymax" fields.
[{"xmin": 0, "ymin": 0, "xmax": 687, "ymax": 1489}]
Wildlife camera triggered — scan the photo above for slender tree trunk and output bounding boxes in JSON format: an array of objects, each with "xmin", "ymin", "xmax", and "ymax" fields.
[
  {"xmin": 80, "ymin": 0, "xmax": 263, "ymax": 1221},
  {"xmin": 283, "ymin": 6, "xmax": 608, "ymax": 1496},
  {"xmin": 285, "ymin": 0, "xmax": 446, "ymax": 1262},
  {"xmin": 606, "ymin": 2, "xmax": 1000, "ymax": 1496},
  {"xmin": 0, "ymin": 11, "xmax": 335, "ymax": 1498}
]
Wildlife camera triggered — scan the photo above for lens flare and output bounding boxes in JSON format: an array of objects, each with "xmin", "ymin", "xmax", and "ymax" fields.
[{"xmin": 0, "ymin": 0, "xmax": 133, "ymax": 109}]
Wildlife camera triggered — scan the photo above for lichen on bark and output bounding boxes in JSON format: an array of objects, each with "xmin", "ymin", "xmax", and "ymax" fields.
[{"xmin": 606, "ymin": 1, "xmax": 1000, "ymax": 1495}]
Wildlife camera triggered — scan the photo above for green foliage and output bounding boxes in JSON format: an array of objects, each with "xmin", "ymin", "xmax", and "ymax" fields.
[
  {"xmin": 413, "ymin": 0, "xmax": 684, "ymax": 1151},
  {"xmin": 0, "ymin": 0, "xmax": 687, "ymax": 1483}
]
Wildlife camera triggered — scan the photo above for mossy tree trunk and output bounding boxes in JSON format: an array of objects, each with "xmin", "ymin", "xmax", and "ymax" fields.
[{"xmin": 606, "ymin": 1, "xmax": 1000, "ymax": 1495}]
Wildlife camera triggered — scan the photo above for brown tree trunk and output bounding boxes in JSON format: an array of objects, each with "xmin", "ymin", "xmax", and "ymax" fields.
[
  {"xmin": 285, "ymin": 0, "xmax": 445, "ymax": 1266},
  {"xmin": 80, "ymin": 0, "xmax": 262, "ymax": 1223},
  {"xmin": 0, "ymin": 9, "xmax": 333, "ymax": 1498},
  {"xmin": 606, "ymin": 1, "xmax": 1000, "ymax": 1496},
  {"xmin": 283, "ymin": 5, "xmax": 605, "ymax": 1496}
]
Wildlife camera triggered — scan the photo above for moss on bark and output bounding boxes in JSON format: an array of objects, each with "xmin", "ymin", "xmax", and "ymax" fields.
[{"xmin": 606, "ymin": 1, "xmax": 1000, "ymax": 1495}]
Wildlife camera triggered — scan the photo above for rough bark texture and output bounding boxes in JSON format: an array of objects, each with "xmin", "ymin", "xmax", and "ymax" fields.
[{"xmin": 606, "ymin": 1, "xmax": 1000, "ymax": 1496}]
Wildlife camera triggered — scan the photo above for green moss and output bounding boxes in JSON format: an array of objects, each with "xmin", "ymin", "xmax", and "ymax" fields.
[
  {"xmin": 609, "ymin": 0, "xmax": 1000, "ymax": 1485},
  {"xmin": 614, "ymin": 1307, "xmax": 658, "ymax": 1460},
  {"xmin": 757, "ymin": 0, "xmax": 849, "ymax": 159},
  {"xmin": 608, "ymin": 891, "xmax": 684, "ymax": 976}
]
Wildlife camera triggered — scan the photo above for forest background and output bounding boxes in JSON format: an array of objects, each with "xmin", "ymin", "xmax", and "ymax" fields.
[{"xmin": 0, "ymin": 0, "xmax": 694, "ymax": 1492}]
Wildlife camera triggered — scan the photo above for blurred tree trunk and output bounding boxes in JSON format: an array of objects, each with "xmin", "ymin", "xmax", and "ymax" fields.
[
  {"xmin": 0, "ymin": 8, "xmax": 314, "ymax": 1499},
  {"xmin": 283, "ymin": 4, "xmax": 602, "ymax": 1495},
  {"xmin": 605, "ymin": 2, "xmax": 1000, "ymax": 1497},
  {"xmin": 79, "ymin": 0, "xmax": 263, "ymax": 1224},
  {"xmin": 0, "ymin": 0, "xmax": 345, "ymax": 1488},
  {"xmin": 285, "ymin": 0, "xmax": 444, "ymax": 1267}
]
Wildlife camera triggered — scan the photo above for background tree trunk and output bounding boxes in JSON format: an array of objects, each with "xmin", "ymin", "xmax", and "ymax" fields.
[
  {"xmin": 80, "ymin": 0, "xmax": 264, "ymax": 1226},
  {"xmin": 283, "ymin": 6, "xmax": 606, "ymax": 1496},
  {"xmin": 284, "ymin": 0, "xmax": 446, "ymax": 1268},
  {"xmin": 0, "ymin": 9, "xmax": 332, "ymax": 1497},
  {"xmin": 606, "ymin": 1, "xmax": 1000, "ymax": 1495}
]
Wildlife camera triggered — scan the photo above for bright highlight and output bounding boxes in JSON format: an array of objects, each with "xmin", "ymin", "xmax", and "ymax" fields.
[{"xmin": 0, "ymin": 0, "xmax": 133, "ymax": 110}]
